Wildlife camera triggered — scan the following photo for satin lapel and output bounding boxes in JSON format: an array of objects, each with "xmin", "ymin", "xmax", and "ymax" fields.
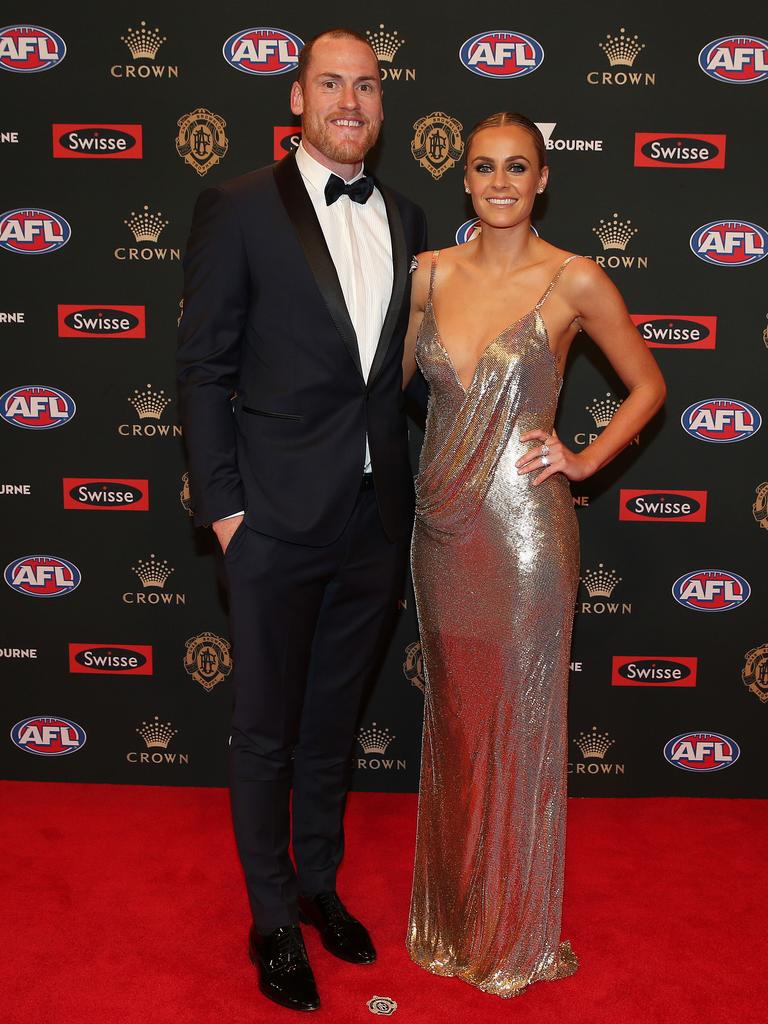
[
  {"xmin": 273, "ymin": 153, "xmax": 363, "ymax": 379},
  {"xmin": 368, "ymin": 183, "xmax": 408, "ymax": 388}
]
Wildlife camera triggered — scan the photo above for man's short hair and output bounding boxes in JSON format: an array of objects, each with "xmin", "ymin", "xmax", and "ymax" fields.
[{"xmin": 296, "ymin": 28, "xmax": 379, "ymax": 85}]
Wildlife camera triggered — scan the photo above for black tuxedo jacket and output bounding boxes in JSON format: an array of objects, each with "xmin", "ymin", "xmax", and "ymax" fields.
[{"xmin": 177, "ymin": 152, "xmax": 428, "ymax": 545}]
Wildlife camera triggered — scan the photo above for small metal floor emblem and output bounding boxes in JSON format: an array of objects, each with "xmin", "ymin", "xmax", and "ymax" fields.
[{"xmin": 367, "ymin": 995, "xmax": 398, "ymax": 1016}]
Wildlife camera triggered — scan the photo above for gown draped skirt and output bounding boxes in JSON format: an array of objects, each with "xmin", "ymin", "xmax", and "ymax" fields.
[{"xmin": 407, "ymin": 252, "xmax": 581, "ymax": 998}]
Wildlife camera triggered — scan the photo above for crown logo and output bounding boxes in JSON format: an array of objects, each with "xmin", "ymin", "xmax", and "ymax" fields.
[
  {"xmin": 357, "ymin": 722, "xmax": 395, "ymax": 755},
  {"xmin": 586, "ymin": 392, "xmax": 622, "ymax": 428},
  {"xmin": 137, "ymin": 715, "xmax": 177, "ymax": 749},
  {"xmin": 124, "ymin": 205, "xmax": 168, "ymax": 243},
  {"xmin": 598, "ymin": 27, "xmax": 645, "ymax": 67},
  {"xmin": 366, "ymin": 24, "xmax": 405, "ymax": 63},
  {"xmin": 132, "ymin": 554, "xmax": 174, "ymax": 589},
  {"xmin": 574, "ymin": 726, "xmax": 615, "ymax": 759},
  {"xmin": 128, "ymin": 384, "xmax": 172, "ymax": 420},
  {"xmin": 593, "ymin": 212, "xmax": 638, "ymax": 251},
  {"xmin": 580, "ymin": 563, "xmax": 622, "ymax": 598},
  {"xmin": 121, "ymin": 21, "xmax": 166, "ymax": 60}
]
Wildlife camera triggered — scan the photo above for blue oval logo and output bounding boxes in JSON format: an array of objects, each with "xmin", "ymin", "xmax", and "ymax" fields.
[
  {"xmin": 672, "ymin": 569, "xmax": 750, "ymax": 612},
  {"xmin": 663, "ymin": 731, "xmax": 740, "ymax": 772},
  {"xmin": 459, "ymin": 30, "xmax": 544, "ymax": 79},
  {"xmin": 690, "ymin": 219, "xmax": 767, "ymax": 266},
  {"xmin": 698, "ymin": 36, "xmax": 768, "ymax": 84},
  {"xmin": 11, "ymin": 716, "xmax": 86, "ymax": 755},
  {"xmin": 681, "ymin": 398, "xmax": 761, "ymax": 442},
  {"xmin": 223, "ymin": 26, "xmax": 303, "ymax": 75},
  {"xmin": 0, "ymin": 385, "xmax": 76, "ymax": 429},
  {"xmin": 0, "ymin": 24, "xmax": 66, "ymax": 73},
  {"xmin": 4, "ymin": 555, "xmax": 81, "ymax": 597},
  {"xmin": 0, "ymin": 208, "xmax": 71, "ymax": 254},
  {"xmin": 455, "ymin": 218, "xmax": 482, "ymax": 245}
]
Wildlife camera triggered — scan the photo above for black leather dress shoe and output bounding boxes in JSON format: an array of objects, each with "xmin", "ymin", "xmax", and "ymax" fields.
[
  {"xmin": 248, "ymin": 924, "xmax": 320, "ymax": 1012},
  {"xmin": 298, "ymin": 891, "xmax": 376, "ymax": 965}
]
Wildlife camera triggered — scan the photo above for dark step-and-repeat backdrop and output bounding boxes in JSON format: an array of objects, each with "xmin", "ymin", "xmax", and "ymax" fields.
[{"xmin": 2, "ymin": 4, "xmax": 767, "ymax": 797}]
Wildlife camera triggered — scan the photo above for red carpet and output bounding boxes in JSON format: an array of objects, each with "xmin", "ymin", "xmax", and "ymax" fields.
[{"xmin": 2, "ymin": 783, "xmax": 766, "ymax": 1024}]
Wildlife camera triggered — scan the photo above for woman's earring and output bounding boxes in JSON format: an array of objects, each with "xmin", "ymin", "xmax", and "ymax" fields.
[{"xmin": 465, "ymin": 186, "xmax": 470, "ymax": 194}]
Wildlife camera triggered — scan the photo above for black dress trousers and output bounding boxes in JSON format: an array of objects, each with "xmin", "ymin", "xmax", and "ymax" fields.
[{"xmin": 223, "ymin": 483, "xmax": 408, "ymax": 933}]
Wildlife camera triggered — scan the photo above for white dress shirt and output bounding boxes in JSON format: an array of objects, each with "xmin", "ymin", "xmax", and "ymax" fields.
[{"xmin": 221, "ymin": 142, "xmax": 393, "ymax": 521}]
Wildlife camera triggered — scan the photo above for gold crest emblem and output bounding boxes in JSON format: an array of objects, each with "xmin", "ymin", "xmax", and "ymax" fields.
[
  {"xmin": 411, "ymin": 111, "xmax": 463, "ymax": 180},
  {"xmin": 753, "ymin": 481, "xmax": 768, "ymax": 530},
  {"xmin": 176, "ymin": 108, "xmax": 228, "ymax": 176},
  {"xmin": 184, "ymin": 631, "xmax": 232, "ymax": 691},
  {"xmin": 403, "ymin": 640, "xmax": 424, "ymax": 693},
  {"xmin": 743, "ymin": 643, "xmax": 768, "ymax": 703}
]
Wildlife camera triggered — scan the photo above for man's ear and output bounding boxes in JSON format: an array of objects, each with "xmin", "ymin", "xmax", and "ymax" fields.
[{"xmin": 290, "ymin": 80, "xmax": 304, "ymax": 117}]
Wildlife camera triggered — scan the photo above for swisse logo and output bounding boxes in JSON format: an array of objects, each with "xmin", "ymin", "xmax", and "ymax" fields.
[
  {"xmin": 612, "ymin": 656, "xmax": 697, "ymax": 687},
  {"xmin": 1, "ymin": 385, "xmax": 75, "ymax": 429},
  {"xmin": 631, "ymin": 314, "xmax": 716, "ymax": 349},
  {"xmin": 691, "ymin": 220, "xmax": 767, "ymax": 266},
  {"xmin": 0, "ymin": 208, "xmax": 70, "ymax": 254},
  {"xmin": 681, "ymin": 398, "xmax": 761, "ymax": 443},
  {"xmin": 619, "ymin": 489, "xmax": 707, "ymax": 523},
  {"xmin": 699, "ymin": 36, "xmax": 768, "ymax": 84},
  {"xmin": 68, "ymin": 643, "xmax": 152, "ymax": 675},
  {"xmin": 274, "ymin": 126, "xmax": 301, "ymax": 160},
  {"xmin": 459, "ymin": 30, "xmax": 544, "ymax": 79},
  {"xmin": 4, "ymin": 555, "xmax": 81, "ymax": 597},
  {"xmin": 673, "ymin": 569, "xmax": 750, "ymax": 613},
  {"xmin": 634, "ymin": 132, "xmax": 726, "ymax": 169},
  {"xmin": 58, "ymin": 304, "xmax": 146, "ymax": 339},
  {"xmin": 53, "ymin": 124, "xmax": 142, "ymax": 159},
  {"xmin": 11, "ymin": 716, "xmax": 85, "ymax": 756},
  {"xmin": 223, "ymin": 27, "xmax": 303, "ymax": 75},
  {"xmin": 664, "ymin": 732, "xmax": 740, "ymax": 772},
  {"xmin": 0, "ymin": 25, "xmax": 66, "ymax": 72},
  {"xmin": 63, "ymin": 478, "xmax": 149, "ymax": 511}
]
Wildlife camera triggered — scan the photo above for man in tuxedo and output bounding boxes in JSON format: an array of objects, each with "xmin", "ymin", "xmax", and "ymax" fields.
[{"xmin": 177, "ymin": 28, "xmax": 427, "ymax": 1013}]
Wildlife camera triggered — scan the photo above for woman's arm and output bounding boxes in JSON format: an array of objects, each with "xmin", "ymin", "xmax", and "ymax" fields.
[
  {"xmin": 401, "ymin": 254, "xmax": 431, "ymax": 388},
  {"xmin": 518, "ymin": 258, "xmax": 667, "ymax": 484}
]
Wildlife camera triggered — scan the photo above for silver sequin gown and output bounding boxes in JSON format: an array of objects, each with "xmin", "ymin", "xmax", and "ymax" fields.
[{"xmin": 407, "ymin": 251, "xmax": 581, "ymax": 997}]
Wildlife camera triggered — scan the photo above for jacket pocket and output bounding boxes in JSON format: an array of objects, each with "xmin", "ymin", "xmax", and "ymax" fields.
[{"xmin": 242, "ymin": 406, "xmax": 302, "ymax": 421}]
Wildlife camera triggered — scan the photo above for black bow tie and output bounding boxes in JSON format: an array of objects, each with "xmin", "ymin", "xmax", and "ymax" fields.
[{"xmin": 324, "ymin": 173, "xmax": 375, "ymax": 206}]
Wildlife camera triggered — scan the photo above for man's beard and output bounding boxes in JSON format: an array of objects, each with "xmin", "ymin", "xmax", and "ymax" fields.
[{"xmin": 303, "ymin": 112, "xmax": 380, "ymax": 165}]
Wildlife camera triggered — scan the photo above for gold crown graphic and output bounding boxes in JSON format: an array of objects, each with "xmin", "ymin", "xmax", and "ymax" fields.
[
  {"xmin": 357, "ymin": 722, "xmax": 395, "ymax": 755},
  {"xmin": 580, "ymin": 563, "xmax": 622, "ymax": 598},
  {"xmin": 593, "ymin": 213, "xmax": 638, "ymax": 251},
  {"xmin": 366, "ymin": 24, "xmax": 405, "ymax": 62},
  {"xmin": 137, "ymin": 715, "xmax": 177, "ymax": 749},
  {"xmin": 121, "ymin": 21, "xmax": 166, "ymax": 60},
  {"xmin": 128, "ymin": 384, "xmax": 172, "ymax": 420},
  {"xmin": 586, "ymin": 391, "xmax": 622, "ymax": 427},
  {"xmin": 132, "ymin": 554, "xmax": 174, "ymax": 589},
  {"xmin": 574, "ymin": 726, "xmax": 615, "ymax": 759},
  {"xmin": 599, "ymin": 27, "xmax": 645, "ymax": 67},
  {"xmin": 124, "ymin": 205, "xmax": 168, "ymax": 243}
]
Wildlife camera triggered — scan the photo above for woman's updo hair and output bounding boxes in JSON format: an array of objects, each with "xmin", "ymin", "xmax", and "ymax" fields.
[{"xmin": 465, "ymin": 112, "xmax": 547, "ymax": 170}]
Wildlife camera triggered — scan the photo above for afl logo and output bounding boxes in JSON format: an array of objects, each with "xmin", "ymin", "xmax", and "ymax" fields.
[
  {"xmin": 456, "ymin": 218, "xmax": 482, "ymax": 244},
  {"xmin": 1, "ymin": 385, "xmax": 75, "ymax": 429},
  {"xmin": 0, "ymin": 208, "xmax": 70, "ymax": 254},
  {"xmin": 4, "ymin": 555, "xmax": 81, "ymax": 598},
  {"xmin": 690, "ymin": 220, "xmax": 767, "ymax": 266},
  {"xmin": 698, "ymin": 36, "xmax": 768, "ymax": 84},
  {"xmin": 223, "ymin": 27, "xmax": 303, "ymax": 75},
  {"xmin": 672, "ymin": 569, "xmax": 750, "ymax": 613},
  {"xmin": 11, "ymin": 716, "xmax": 86, "ymax": 756},
  {"xmin": 0, "ymin": 25, "xmax": 66, "ymax": 72},
  {"xmin": 681, "ymin": 398, "xmax": 761, "ymax": 443},
  {"xmin": 459, "ymin": 30, "xmax": 544, "ymax": 79},
  {"xmin": 663, "ymin": 732, "xmax": 739, "ymax": 772}
]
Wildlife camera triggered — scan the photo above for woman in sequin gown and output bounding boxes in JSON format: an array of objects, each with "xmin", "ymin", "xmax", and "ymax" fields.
[{"xmin": 402, "ymin": 113, "xmax": 665, "ymax": 999}]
